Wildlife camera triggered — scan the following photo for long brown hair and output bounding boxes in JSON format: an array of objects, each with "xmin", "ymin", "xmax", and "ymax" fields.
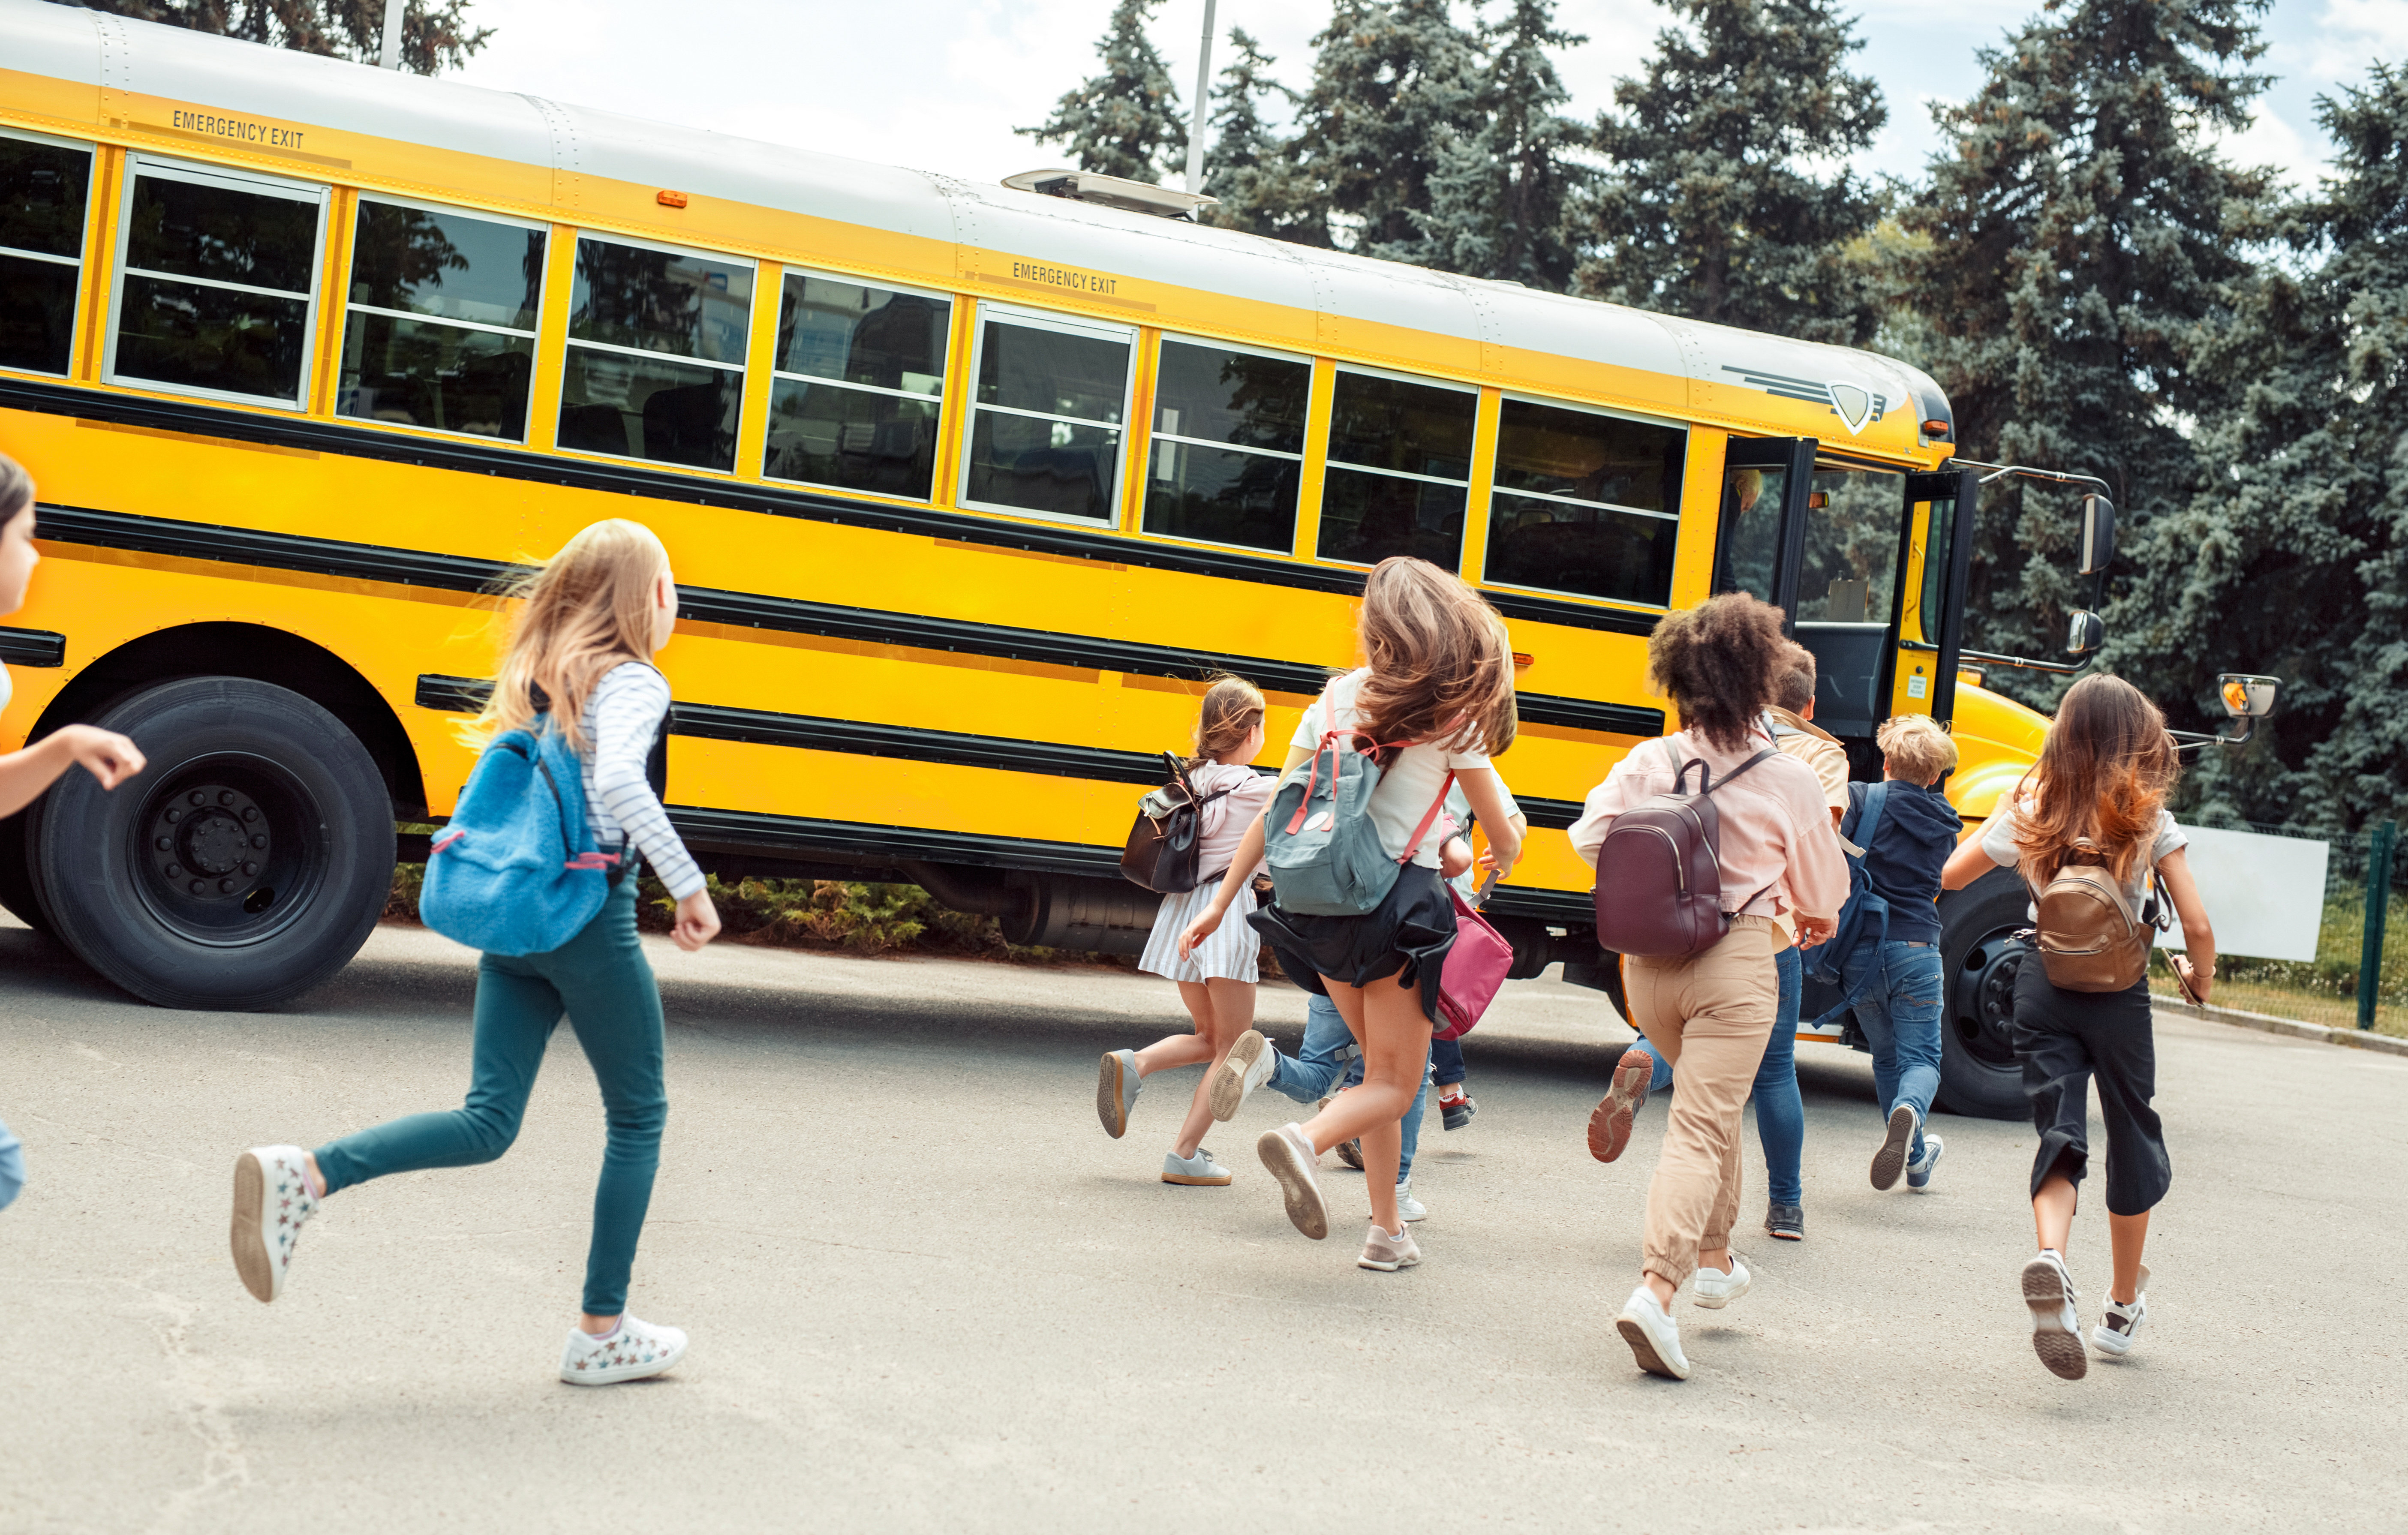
[
  {"xmin": 1350, "ymin": 557, "xmax": 1517, "ymax": 757},
  {"xmin": 1647, "ymin": 592, "xmax": 1786, "ymax": 751},
  {"xmin": 2011, "ymin": 673, "xmax": 2178, "ymax": 886},
  {"xmin": 0, "ymin": 452, "xmax": 30, "ymax": 526},
  {"xmin": 466, "ymin": 519, "xmax": 670, "ymax": 752},
  {"xmin": 1187, "ymin": 674, "xmax": 1266, "ymax": 770}
]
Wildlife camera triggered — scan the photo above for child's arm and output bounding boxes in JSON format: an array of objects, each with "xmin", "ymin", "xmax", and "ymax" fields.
[
  {"xmin": 1440, "ymin": 835, "xmax": 1473, "ymax": 879},
  {"xmin": 1940, "ymin": 830, "xmax": 2003, "ymax": 891},
  {"xmin": 1177, "ymin": 744, "xmax": 1313, "ymax": 959},
  {"xmin": 0, "ymin": 724, "xmax": 145, "ymax": 819}
]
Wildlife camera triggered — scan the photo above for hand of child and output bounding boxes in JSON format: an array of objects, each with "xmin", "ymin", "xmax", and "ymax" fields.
[
  {"xmin": 671, "ymin": 889, "xmax": 720, "ymax": 952},
  {"xmin": 60, "ymin": 724, "xmax": 144, "ymax": 789},
  {"xmin": 1440, "ymin": 836, "xmax": 1474, "ymax": 879},
  {"xmin": 2172, "ymin": 954, "xmax": 2211, "ymax": 1006},
  {"xmin": 1474, "ymin": 845, "xmax": 1515, "ymax": 879},
  {"xmin": 1795, "ymin": 913, "xmax": 1837, "ymax": 949},
  {"xmin": 1176, "ymin": 904, "xmax": 1223, "ymax": 960}
]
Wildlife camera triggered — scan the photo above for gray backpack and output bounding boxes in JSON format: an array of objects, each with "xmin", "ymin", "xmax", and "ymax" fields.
[{"xmin": 1263, "ymin": 728, "xmax": 1455, "ymax": 916}]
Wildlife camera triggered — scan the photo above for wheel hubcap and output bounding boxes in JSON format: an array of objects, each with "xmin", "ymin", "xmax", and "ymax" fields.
[
  {"xmin": 1950, "ymin": 926, "xmax": 2027, "ymax": 1067},
  {"xmin": 129, "ymin": 754, "xmax": 329, "ymax": 946},
  {"xmin": 152, "ymin": 785, "xmax": 270, "ymax": 898}
]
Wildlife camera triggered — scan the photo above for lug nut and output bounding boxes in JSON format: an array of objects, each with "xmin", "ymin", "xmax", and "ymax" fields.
[
  {"xmin": 188, "ymin": 879, "xmax": 204, "ymax": 894},
  {"xmin": 219, "ymin": 878, "xmax": 235, "ymax": 893},
  {"xmin": 189, "ymin": 791, "xmax": 205, "ymax": 806},
  {"xmin": 155, "ymin": 836, "xmax": 171, "ymax": 850},
  {"xmin": 165, "ymin": 808, "xmax": 180, "ymax": 823},
  {"xmin": 242, "ymin": 862, "xmax": 258, "ymax": 875},
  {"xmin": 218, "ymin": 791, "xmax": 235, "ymax": 805},
  {"xmin": 251, "ymin": 835, "xmax": 266, "ymax": 849},
  {"xmin": 242, "ymin": 807, "xmax": 259, "ymax": 823},
  {"xmin": 165, "ymin": 864, "xmax": 182, "ymax": 879}
]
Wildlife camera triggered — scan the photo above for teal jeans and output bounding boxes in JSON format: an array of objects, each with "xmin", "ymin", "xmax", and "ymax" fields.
[{"xmin": 314, "ymin": 879, "xmax": 667, "ymax": 1315}]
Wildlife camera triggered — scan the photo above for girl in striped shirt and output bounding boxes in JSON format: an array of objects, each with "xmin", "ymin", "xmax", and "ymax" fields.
[{"xmin": 230, "ymin": 519, "xmax": 718, "ymax": 1387}]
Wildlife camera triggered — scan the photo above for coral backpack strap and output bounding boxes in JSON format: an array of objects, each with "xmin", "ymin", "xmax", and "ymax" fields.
[{"xmin": 1398, "ymin": 771, "xmax": 1459, "ymax": 866}]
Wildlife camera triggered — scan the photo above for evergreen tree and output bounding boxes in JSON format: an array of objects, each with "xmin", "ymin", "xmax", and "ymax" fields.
[
  {"xmin": 2113, "ymin": 64, "xmax": 2408, "ymax": 838},
  {"xmin": 45, "ymin": 0, "xmax": 489, "ymax": 74},
  {"xmin": 1413, "ymin": 0, "xmax": 1590, "ymax": 289},
  {"xmin": 1291, "ymin": 0, "xmax": 1488, "ymax": 260},
  {"xmin": 1200, "ymin": 29, "xmax": 1326, "ymax": 244},
  {"xmin": 1577, "ymin": 0, "xmax": 1886, "ymax": 342},
  {"xmin": 1017, "ymin": 0, "xmax": 1187, "ymax": 186},
  {"xmin": 1893, "ymin": 0, "xmax": 2275, "ymax": 683}
]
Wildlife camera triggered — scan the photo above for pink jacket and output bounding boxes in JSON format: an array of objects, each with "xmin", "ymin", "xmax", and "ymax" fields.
[{"xmin": 1568, "ymin": 727, "xmax": 1851, "ymax": 922}]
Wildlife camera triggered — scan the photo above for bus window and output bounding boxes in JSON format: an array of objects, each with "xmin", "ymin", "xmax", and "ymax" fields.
[
  {"xmin": 0, "ymin": 131, "xmax": 92, "ymax": 378},
  {"xmin": 338, "ymin": 198, "xmax": 544, "ymax": 441},
  {"xmin": 1483, "ymin": 397, "xmax": 1683, "ymax": 606},
  {"xmin": 962, "ymin": 306, "xmax": 1133, "ymax": 522},
  {"xmin": 1317, "ymin": 368, "xmax": 1476, "ymax": 570},
  {"xmin": 110, "ymin": 159, "xmax": 325, "ymax": 405},
  {"xmin": 1713, "ymin": 463, "xmax": 1784, "ymax": 601},
  {"xmin": 1800, "ymin": 469, "xmax": 1906, "ymax": 625},
  {"xmin": 560, "ymin": 235, "xmax": 752, "ymax": 472},
  {"xmin": 763, "ymin": 272, "xmax": 950, "ymax": 500},
  {"xmin": 1142, "ymin": 336, "xmax": 1309, "ymax": 553}
]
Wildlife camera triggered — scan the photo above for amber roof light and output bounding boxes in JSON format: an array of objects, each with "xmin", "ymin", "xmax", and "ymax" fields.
[
  {"xmin": 1921, "ymin": 418, "xmax": 1950, "ymax": 437},
  {"xmin": 656, "ymin": 189, "xmax": 688, "ymax": 208}
]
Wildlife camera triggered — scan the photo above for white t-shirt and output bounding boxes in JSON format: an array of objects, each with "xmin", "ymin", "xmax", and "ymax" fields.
[
  {"xmin": 1981, "ymin": 797, "xmax": 2188, "ymax": 913},
  {"xmin": 1290, "ymin": 668, "xmax": 1493, "ymax": 869}
]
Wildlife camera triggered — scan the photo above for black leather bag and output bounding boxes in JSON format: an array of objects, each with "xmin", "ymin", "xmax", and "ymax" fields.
[{"xmin": 1120, "ymin": 752, "xmax": 1236, "ymax": 895}]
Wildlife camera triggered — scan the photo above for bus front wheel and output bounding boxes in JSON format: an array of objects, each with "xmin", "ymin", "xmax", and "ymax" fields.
[
  {"xmin": 1933, "ymin": 866, "xmax": 2034, "ymax": 1120},
  {"xmin": 28, "ymin": 677, "xmax": 395, "ymax": 1010}
]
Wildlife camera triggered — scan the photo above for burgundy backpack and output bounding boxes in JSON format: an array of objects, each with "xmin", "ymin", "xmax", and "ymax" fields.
[{"xmin": 1591, "ymin": 740, "xmax": 1778, "ymax": 958}]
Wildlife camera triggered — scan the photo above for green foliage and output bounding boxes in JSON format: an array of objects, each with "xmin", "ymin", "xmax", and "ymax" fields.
[
  {"xmin": 2153, "ymin": 889, "xmax": 2408, "ymax": 1036},
  {"xmin": 1413, "ymin": 0, "xmax": 1591, "ymax": 289},
  {"xmin": 1017, "ymin": 0, "xmax": 1189, "ymax": 185},
  {"xmin": 1576, "ymin": 0, "xmax": 1888, "ymax": 342},
  {"xmin": 46, "ymin": 0, "xmax": 490, "ymax": 75},
  {"xmin": 1290, "ymin": 0, "xmax": 1489, "ymax": 260},
  {"xmin": 1202, "ymin": 30, "xmax": 1326, "ymax": 243}
]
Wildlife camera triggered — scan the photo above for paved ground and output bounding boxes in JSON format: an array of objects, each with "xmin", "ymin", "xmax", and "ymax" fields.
[{"xmin": 1, "ymin": 915, "xmax": 2403, "ymax": 1535}]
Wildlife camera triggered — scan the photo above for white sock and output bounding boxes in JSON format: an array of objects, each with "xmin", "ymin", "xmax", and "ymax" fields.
[{"xmin": 584, "ymin": 1319, "xmax": 622, "ymax": 1344}]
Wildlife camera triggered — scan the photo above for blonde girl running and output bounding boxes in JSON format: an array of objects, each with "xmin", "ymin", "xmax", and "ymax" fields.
[
  {"xmin": 1178, "ymin": 559, "xmax": 1522, "ymax": 1271},
  {"xmin": 1097, "ymin": 677, "xmax": 1272, "ymax": 1187},
  {"xmin": 228, "ymin": 519, "xmax": 720, "ymax": 1386}
]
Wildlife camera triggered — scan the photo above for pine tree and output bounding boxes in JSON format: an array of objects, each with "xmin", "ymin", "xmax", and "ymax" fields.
[
  {"xmin": 1413, "ymin": 0, "xmax": 1590, "ymax": 289},
  {"xmin": 1200, "ymin": 30, "xmax": 1326, "ymax": 244},
  {"xmin": 45, "ymin": 0, "xmax": 490, "ymax": 75},
  {"xmin": 2113, "ymin": 64, "xmax": 2408, "ymax": 838},
  {"xmin": 1291, "ymin": 0, "xmax": 1488, "ymax": 260},
  {"xmin": 1577, "ymin": 0, "xmax": 1886, "ymax": 342},
  {"xmin": 1017, "ymin": 0, "xmax": 1187, "ymax": 186},
  {"xmin": 1894, "ymin": 0, "xmax": 2276, "ymax": 680}
]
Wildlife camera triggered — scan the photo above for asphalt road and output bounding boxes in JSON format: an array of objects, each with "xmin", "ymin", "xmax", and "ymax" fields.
[{"xmin": 1, "ymin": 915, "xmax": 2403, "ymax": 1534}]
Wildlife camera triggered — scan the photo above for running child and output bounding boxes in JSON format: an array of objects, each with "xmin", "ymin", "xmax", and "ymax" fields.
[
  {"xmin": 1096, "ymin": 676, "xmax": 1273, "ymax": 1187},
  {"xmin": 228, "ymin": 518, "xmax": 721, "ymax": 1387},
  {"xmin": 0, "ymin": 454, "xmax": 148, "ymax": 1214},
  {"xmin": 1941, "ymin": 674, "xmax": 2213, "ymax": 1380},
  {"xmin": 1177, "ymin": 557, "xmax": 1522, "ymax": 1274}
]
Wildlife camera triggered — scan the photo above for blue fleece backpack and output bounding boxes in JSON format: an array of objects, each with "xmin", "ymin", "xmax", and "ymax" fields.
[
  {"xmin": 1806, "ymin": 781, "xmax": 1891, "ymax": 1028},
  {"xmin": 420, "ymin": 718, "xmax": 622, "ymax": 955}
]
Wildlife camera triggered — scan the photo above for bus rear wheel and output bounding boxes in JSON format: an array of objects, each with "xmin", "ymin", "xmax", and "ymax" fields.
[
  {"xmin": 28, "ymin": 677, "xmax": 395, "ymax": 1010},
  {"xmin": 1934, "ymin": 867, "xmax": 2033, "ymax": 1120}
]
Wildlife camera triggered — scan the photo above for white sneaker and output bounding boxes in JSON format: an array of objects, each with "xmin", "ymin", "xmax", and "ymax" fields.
[
  {"xmin": 1207, "ymin": 1030, "xmax": 1275, "ymax": 1121},
  {"xmin": 1395, "ymin": 1181, "xmax": 1427, "ymax": 1223},
  {"xmin": 2092, "ymin": 1265, "xmax": 2150, "ymax": 1358},
  {"xmin": 1358, "ymin": 1222, "xmax": 1422, "ymax": 1271},
  {"xmin": 1256, "ymin": 1122, "xmax": 1329, "ymax": 1240},
  {"xmin": 231, "ymin": 1145, "xmax": 320, "ymax": 1303},
  {"xmin": 1906, "ymin": 1132, "xmax": 1945, "ymax": 1190},
  {"xmin": 1615, "ymin": 1286, "xmax": 1691, "ymax": 1380},
  {"xmin": 2021, "ymin": 1250, "xmax": 2087, "ymax": 1380},
  {"xmin": 1161, "ymin": 1147, "xmax": 1233, "ymax": 1186},
  {"xmin": 559, "ymin": 1314, "xmax": 688, "ymax": 1385},
  {"xmin": 1691, "ymin": 1254, "xmax": 1752, "ymax": 1310}
]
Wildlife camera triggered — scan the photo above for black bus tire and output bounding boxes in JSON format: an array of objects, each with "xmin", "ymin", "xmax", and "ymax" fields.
[
  {"xmin": 1933, "ymin": 865, "xmax": 2035, "ymax": 1120},
  {"xmin": 28, "ymin": 677, "xmax": 394, "ymax": 1010}
]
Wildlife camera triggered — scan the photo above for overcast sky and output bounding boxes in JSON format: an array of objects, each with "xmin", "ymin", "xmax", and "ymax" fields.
[{"xmin": 451, "ymin": 0, "xmax": 2398, "ymax": 197}]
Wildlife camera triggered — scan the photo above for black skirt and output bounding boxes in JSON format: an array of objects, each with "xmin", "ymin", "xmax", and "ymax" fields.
[{"xmin": 1248, "ymin": 862, "xmax": 1458, "ymax": 1025}]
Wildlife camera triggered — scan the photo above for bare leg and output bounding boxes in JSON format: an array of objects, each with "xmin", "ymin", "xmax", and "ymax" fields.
[
  {"xmin": 1296, "ymin": 973, "xmax": 1430, "ymax": 1235},
  {"xmin": 2107, "ymin": 1210, "xmax": 2150, "ymax": 1304},
  {"xmin": 2033, "ymin": 1172, "xmax": 2078, "ymax": 1254},
  {"xmin": 1170, "ymin": 978, "xmax": 1255, "ymax": 1159},
  {"xmin": 1133, "ymin": 983, "xmax": 1220, "ymax": 1077}
]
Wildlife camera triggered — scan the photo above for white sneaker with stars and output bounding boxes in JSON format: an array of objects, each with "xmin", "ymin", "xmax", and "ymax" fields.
[
  {"xmin": 559, "ymin": 1314, "xmax": 689, "ymax": 1385},
  {"xmin": 231, "ymin": 1144, "xmax": 320, "ymax": 1303}
]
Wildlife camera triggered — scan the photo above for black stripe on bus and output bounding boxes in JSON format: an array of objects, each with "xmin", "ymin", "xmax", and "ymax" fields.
[
  {"xmin": 0, "ymin": 628, "xmax": 66, "ymax": 667},
  {"xmin": 1, "ymin": 375, "xmax": 1657, "ymax": 636},
  {"xmin": 43, "ymin": 501, "xmax": 1662, "ymax": 738},
  {"xmin": 417, "ymin": 673, "xmax": 1589, "ymax": 828}
]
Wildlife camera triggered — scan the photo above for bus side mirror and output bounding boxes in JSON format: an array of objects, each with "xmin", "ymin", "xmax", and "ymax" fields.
[
  {"xmin": 2220, "ymin": 673, "xmax": 2279, "ymax": 719},
  {"xmin": 2065, "ymin": 610, "xmax": 2104, "ymax": 657},
  {"xmin": 2078, "ymin": 494, "xmax": 2116, "ymax": 576}
]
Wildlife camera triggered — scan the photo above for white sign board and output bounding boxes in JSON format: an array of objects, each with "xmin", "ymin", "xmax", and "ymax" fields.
[{"xmin": 2158, "ymin": 826, "xmax": 2328, "ymax": 963}]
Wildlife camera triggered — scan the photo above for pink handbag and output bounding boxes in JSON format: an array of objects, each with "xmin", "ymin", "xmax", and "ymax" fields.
[{"xmin": 1435, "ymin": 877, "xmax": 1513, "ymax": 1042}]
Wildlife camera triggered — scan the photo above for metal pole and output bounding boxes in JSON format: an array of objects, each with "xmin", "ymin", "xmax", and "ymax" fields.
[
  {"xmin": 1182, "ymin": 0, "xmax": 1218, "ymax": 193},
  {"xmin": 379, "ymin": 0, "xmax": 406, "ymax": 70},
  {"xmin": 2358, "ymin": 819, "xmax": 2396, "ymax": 1030}
]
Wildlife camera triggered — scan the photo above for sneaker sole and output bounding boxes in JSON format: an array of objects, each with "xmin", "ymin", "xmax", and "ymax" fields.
[
  {"xmin": 560, "ymin": 1339, "xmax": 687, "ymax": 1386},
  {"xmin": 1440, "ymin": 1101, "xmax": 1475, "ymax": 1131},
  {"xmin": 1358, "ymin": 1249, "xmax": 1420, "ymax": 1272},
  {"xmin": 1208, "ymin": 1031, "xmax": 1267, "ymax": 1122},
  {"xmin": 1587, "ymin": 1051, "xmax": 1652, "ymax": 1163},
  {"xmin": 229, "ymin": 1152, "xmax": 280, "ymax": 1304},
  {"xmin": 1335, "ymin": 1138, "xmax": 1363, "ymax": 1171},
  {"xmin": 1161, "ymin": 1171, "xmax": 1233, "ymax": 1187},
  {"xmin": 1614, "ymin": 1314, "xmax": 1691, "ymax": 1380},
  {"xmin": 1257, "ymin": 1129, "xmax": 1329, "ymax": 1240},
  {"xmin": 1765, "ymin": 1214, "xmax": 1805, "ymax": 1241},
  {"xmin": 1870, "ymin": 1104, "xmax": 1916, "ymax": 1190},
  {"xmin": 1096, "ymin": 1052, "xmax": 1130, "ymax": 1139},
  {"xmin": 2021, "ymin": 1258, "xmax": 2088, "ymax": 1381}
]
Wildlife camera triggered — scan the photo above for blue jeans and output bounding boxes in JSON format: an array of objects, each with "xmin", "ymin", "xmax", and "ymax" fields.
[
  {"xmin": 1267, "ymin": 991, "xmax": 1427, "ymax": 1185},
  {"xmin": 0, "ymin": 1114, "xmax": 23, "ymax": 1210},
  {"xmin": 1636, "ymin": 943, "xmax": 1804, "ymax": 1205},
  {"xmin": 314, "ymin": 880, "xmax": 667, "ymax": 1315},
  {"xmin": 1843, "ymin": 937, "xmax": 1944, "ymax": 1158},
  {"xmin": 1431, "ymin": 1035, "xmax": 1465, "ymax": 1088}
]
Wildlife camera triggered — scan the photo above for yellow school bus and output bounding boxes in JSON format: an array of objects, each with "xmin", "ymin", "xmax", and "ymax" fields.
[{"xmin": 0, "ymin": 3, "xmax": 2112, "ymax": 1114}]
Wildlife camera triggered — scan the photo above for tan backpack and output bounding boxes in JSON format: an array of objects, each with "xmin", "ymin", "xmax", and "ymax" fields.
[{"xmin": 2032, "ymin": 842, "xmax": 2168, "ymax": 992}]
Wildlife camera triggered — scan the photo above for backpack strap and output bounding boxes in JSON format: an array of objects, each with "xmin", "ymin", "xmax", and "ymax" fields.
[
  {"xmin": 1398, "ymin": 770, "xmax": 1459, "ymax": 866},
  {"xmin": 1676, "ymin": 745, "xmax": 1778, "ymax": 795}
]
